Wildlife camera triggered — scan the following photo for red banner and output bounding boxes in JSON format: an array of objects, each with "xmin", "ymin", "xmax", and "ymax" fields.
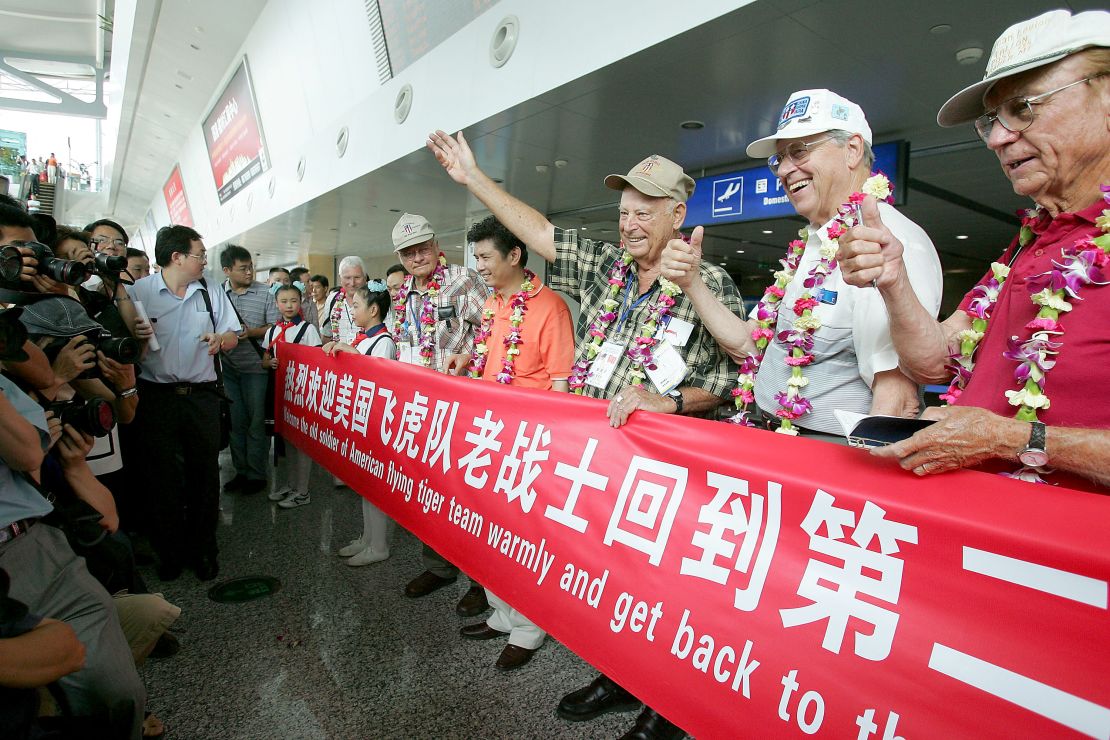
[
  {"xmin": 276, "ymin": 344, "xmax": 1110, "ymax": 739},
  {"xmin": 162, "ymin": 165, "xmax": 193, "ymax": 228}
]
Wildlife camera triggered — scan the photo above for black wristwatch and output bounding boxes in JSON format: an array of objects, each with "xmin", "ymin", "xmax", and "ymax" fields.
[
  {"xmin": 1018, "ymin": 421, "xmax": 1048, "ymax": 467},
  {"xmin": 665, "ymin": 388, "xmax": 684, "ymax": 414}
]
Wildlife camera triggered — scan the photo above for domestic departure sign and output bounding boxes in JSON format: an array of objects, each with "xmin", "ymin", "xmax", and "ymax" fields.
[
  {"xmin": 202, "ymin": 57, "xmax": 271, "ymax": 205},
  {"xmin": 686, "ymin": 140, "xmax": 909, "ymax": 228}
]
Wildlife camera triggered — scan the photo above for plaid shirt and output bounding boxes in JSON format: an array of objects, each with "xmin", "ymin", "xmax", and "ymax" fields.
[
  {"xmin": 549, "ymin": 228, "xmax": 741, "ymax": 407},
  {"xmin": 391, "ymin": 263, "xmax": 489, "ymax": 372},
  {"xmin": 223, "ymin": 281, "xmax": 279, "ymax": 374}
]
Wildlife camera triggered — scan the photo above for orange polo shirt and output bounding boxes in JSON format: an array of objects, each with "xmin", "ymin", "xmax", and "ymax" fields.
[{"xmin": 479, "ymin": 279, "xmax": 574, "ymax": 390}]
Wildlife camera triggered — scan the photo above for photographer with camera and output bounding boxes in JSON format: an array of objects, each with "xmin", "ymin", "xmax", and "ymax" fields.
[{"xmin": 127, "ymin": 225, "xmax": 240, "ymax": 582}]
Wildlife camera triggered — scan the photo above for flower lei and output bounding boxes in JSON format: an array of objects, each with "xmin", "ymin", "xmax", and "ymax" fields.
[
  {"xmin": 392, "ymin": 253, "xmax": 448, "ymax": 367},
  {"xmin": 942, "ymin": 184, "xmax": 1110, "ymax": 483},
  {"xmin": 329, "ymin": 289, "xmax": 351, "ymax": 341},
  {"xmin": 730, "ymin": 173, "xmax": 895, "ymax": 433},
  {"xmin": 567, "ymin": 250, "xmax": 682, "ymax": 394},
  {"xmin": 468, "ymin": 269, "xmax": 537, "ymax": 383}
]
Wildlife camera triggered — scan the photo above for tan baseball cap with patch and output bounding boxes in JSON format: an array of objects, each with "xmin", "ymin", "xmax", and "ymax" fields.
[
  {"xmin": 392, "ymin": 213, "xmax": 435, "ymax": 251},
  {"xmin": 604, "ymin": 155, "xmax": 695, "ymax": 203}
]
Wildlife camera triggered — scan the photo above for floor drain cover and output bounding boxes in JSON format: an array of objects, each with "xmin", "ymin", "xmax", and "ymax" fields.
[{"xmin": 208, "ymin": 576, "xmax": 282, "ymax": 603}]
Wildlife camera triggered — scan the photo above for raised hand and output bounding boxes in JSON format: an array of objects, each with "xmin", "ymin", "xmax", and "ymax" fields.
[
  {"xmin": 661, "ymin": 225, "xmax": 704, "ymax": 290},
  {"xmin": 426, "ymin": 130, "xmax": 479, "ymax": 186},
  {"xmin": 836, "ymin": 195, "xmax": 906, "ymax": 289}
]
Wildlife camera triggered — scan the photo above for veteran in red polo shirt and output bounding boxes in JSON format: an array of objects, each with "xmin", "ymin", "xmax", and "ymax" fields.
[
  {"xmin": 836, "ymin": 9, "xmax": 1110, "ymax": 491},
  {"xmin": 455, "ymin": 214, "xmax": 573, "ymax": 671}
]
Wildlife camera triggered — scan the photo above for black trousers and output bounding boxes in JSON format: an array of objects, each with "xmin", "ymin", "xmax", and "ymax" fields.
[{"xmin": 134, "ymin": 381, "xmax": 222, "ymax": 567}]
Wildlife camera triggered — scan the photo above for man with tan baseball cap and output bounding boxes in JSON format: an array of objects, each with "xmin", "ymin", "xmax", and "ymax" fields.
[
  {"xmin": 427, "ymin": 132, "xmax": 739, "ymax": 738},
  {"xmin": 389, "ymin": 211, "xmax": 493, "ymax": 617},
  {"xmin": 837, "ymin": 9, "xmax": 1110, "ymax": 492}
]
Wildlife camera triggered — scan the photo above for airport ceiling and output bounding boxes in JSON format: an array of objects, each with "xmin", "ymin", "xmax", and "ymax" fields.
[{"xmin": 4, "ymin": 0, "xmax": 1103, "ymax": 299}]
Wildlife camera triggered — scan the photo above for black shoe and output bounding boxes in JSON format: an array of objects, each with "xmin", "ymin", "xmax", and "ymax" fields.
[
  {"xmin": 240, "ymin": 478, "xmax": 267, "ymax": 495},
  {"xmin": 456, "ymin": 584, "xmax": 489, "ymax": 617},
  {"xmin": 156, "ymin": 561, "xmax": 183, "ymax": 582},
  {"xmin": 404, "ymin": 571, "xmax": 457, "ymax": 598},
  {"xmin": 556, "ymin": 674, "xmax": 641, "ymax": 722},
  {"xmin": 223, "ymin": 474, "xmax": 248, "ymax": 493},
  {"xmin": 193, "ymin": 556, "xmax": 219, "ymax": 581},
  {"xmin": 619, "ymin": 708, "xmax": 686, "ymax": 740},
  {"xmin": 459, "ymin": 622, "xmax": 507, "ymax": 640}
]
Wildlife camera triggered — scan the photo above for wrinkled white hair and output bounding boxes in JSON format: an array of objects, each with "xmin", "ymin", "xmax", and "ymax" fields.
[{"xmin": 338, "ymin": 255, "xmax": 366, "ymax": 276}]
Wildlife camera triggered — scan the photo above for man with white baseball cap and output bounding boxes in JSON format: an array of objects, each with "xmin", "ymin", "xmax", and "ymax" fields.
[
  {"xmin": 663, "ymin": 89, "xmax": 942, "ymax": 437},
  {"xmin": 837, "ymin": 10, "xmax": 1110, "ymax": 491},
  {"xmin": 389, "ymin": 212, "xmax": 493, "ymax": 617}
]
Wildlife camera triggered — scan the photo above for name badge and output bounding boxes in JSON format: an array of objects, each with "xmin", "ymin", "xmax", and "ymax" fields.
[
  {"xmin": 398, "ymin": 342, "xmax": 418, "ymax": 365},
  {"xmin": 816, "ymin": 287, "xmax": 838, "ymax": 306},
  {"xmin": 655, "ymin": 316, "xmax": 694, "ymax": 347},
  {"xmin": 586, "ymin": 340, "xmax": 625, "ymax": 390},
  {"xmin": 645, "ymin": 339, "xmax": 688, "ymax": 394}
]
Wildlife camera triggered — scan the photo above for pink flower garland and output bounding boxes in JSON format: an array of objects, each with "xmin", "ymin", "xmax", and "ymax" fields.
[
  {"xmin": 392, "ymin": 253, "xmax": 448, "ymax": 367},
  {"xmin": 468, "ymin": 269, "xmax": 537, "ymax": 383}
]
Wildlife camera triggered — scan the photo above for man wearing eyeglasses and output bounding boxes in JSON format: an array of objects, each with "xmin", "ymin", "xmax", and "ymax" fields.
[
  {"xmin": 219, "ymin": 244, "xmax": 279, "ymax": 496},
  {"xmin": 836, "ymin": 10, "xmax": 1110, "ymax": 492},
  {"xmin": 126, "ymin": 225, "xmax": 241, "ymax": 581},
  {"xmin": 85, "ymin": 219, "xmax": 129, "ymax": 258},
  {"xmin": 663, "ymin": 89, "xmax": 942, "ymax": 437}
]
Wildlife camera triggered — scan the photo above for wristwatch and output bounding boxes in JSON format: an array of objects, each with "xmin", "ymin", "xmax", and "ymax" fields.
[
  {"xmin": 118, "ymin": 387, "xmax": 138, "ymax": 399},
  {"xmin": 665, "ymin": 388, "xmax": 684, "ymax": 414},
  {"xmin": 1018, "ymin": 421, "xmax": 1049, "ymax": 467}
]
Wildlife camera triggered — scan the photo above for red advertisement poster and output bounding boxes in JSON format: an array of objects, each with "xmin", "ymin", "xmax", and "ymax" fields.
[
  {"xmin": 276, "ymin": 344, "xmax": 1110, "ymax": 740},
  {"xmin": 162, "ymin": 165, "xmax": 193, "ymax": 227},
  {"xmin": 203, "ymin": 57, "xmax": 270, "ymax": 204}
]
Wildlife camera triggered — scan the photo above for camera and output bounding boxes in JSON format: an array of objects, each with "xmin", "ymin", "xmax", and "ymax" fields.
[
  {"xmin": 44, "ymin": 396, "xmax": 116, "ymax": 438},
  {"xmin": 0, "ymin": 241, "xmax": 87, "ymax": 287},
  {"xmin": 0, "ymin": 308, "xmax": 29, "ymax": 362},
  {"xmin": 95, "ymin": 332, "xmax": 140, "ymax": 365},
  {"xmin": 92, "ymin": 252, "xmax": 127, "ymax": 276}
]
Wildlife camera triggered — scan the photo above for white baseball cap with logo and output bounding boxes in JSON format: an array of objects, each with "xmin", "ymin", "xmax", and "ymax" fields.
[
  {"xmin": 746, "ymin": 89, "xmax": 873, "ymax": 159},
  {"xmin": 938, "ymin": 10, "xmax": 1110, "ymax": 126},
  {"xmin": 392, "ymin": 213, "xmax": 435, "ymax": 251}
]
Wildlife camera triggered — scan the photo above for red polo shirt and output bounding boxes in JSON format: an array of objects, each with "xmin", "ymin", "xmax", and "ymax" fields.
[{"xmin": 479, "ymin": 279, "xmax": 574, "ymax": 390}]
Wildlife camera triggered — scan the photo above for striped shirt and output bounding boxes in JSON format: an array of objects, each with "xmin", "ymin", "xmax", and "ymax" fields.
[
  {"xmin": 548, "ymin": 228, "xmax": 740, "ymax": 408},
  {"xmin": 392, "ymin": 264, "xmax": 489, "ymax": 373},
  {"xmin": 224, "ymin": 281, "xmax": 280, "ymax": 374}
]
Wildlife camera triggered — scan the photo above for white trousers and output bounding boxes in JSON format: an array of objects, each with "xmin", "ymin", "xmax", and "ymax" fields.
[{"xmin": 485, "ymin": 589, "xmax": 546, "ymax": 649}]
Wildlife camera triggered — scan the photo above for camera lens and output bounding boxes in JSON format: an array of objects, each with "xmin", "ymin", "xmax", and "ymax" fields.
[
  {"xmin": 97, "ymin": 335, "xmax": 140, "ymax": 363},
  {"xmin": 54, "ymin": 397, "xmax": 116, "ymax": 438},
  {"xmin": 93, "ymin": 253, "xmax": 127, "ymax": 274},
  {"xmin": 0, "ymin": 245, "xmax": 22, "ymax": 282},
  {"xmin": 44, "ymin": 257, "xmax": 88, "ymax": 286}
]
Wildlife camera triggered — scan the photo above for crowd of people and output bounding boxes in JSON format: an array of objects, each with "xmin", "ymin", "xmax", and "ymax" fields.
[{"xmin": 0, "ymin": 8, "xmax": 1107, "ymax": 739}]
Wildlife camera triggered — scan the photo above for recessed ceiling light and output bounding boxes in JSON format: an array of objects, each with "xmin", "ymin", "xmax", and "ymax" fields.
[
  {"xmin": 761, "ymin": 229, "xmax": 773, "ymax": 234},
  {"xmin": 735, "ymin": 249, "xmax": 745, "ymax": 254},
  {"xmin": 680, "ymin": 120, "xmax": 705, "ymax": 130},
  {"xmin": 719, "ymin": 261, "xmax": 727, "ymax": 266},
  {"xmin": 454, "ymin": 244, "xmax": 462, "ymax": 249},
  {"xmin": 581, "ymin": 226, "xmax": 588, "ymax": 231},
  {"xmin": 956, "ymin": 47, "xmax": 983, "ymax": 65},
  {"xmin": 929, "ymin": 24, "xmax": 951, "ymax": 34},
  {"xmin": 189, "ymin": 43, "xmax": 201, "ymax": 51},
  {"xmin": 388, "ymin": 208, "xmax": 401, "ymax": 213},
  {"xmin": 956, "ymin": 234, "xmax": 969, "ymax": 240},
  {"xmin": 554, "ymin": 159, "xmax": 568, "ymax": 168}
]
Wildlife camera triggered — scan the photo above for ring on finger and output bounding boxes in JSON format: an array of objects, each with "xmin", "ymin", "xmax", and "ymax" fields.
[{"xmin": 614, "ymin": 395, "xmax": 624, "ymax": 403}]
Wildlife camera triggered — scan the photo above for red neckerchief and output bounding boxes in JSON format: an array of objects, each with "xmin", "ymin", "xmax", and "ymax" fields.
[
  {"xmin": 270, "ymin": 315, "xmax": 304, "ymax": 350},
  {"xmin": 356, "ymin": 323, "xmax": 389, "ymax": 345}
]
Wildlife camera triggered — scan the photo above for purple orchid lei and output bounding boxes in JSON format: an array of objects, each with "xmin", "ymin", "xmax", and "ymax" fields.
[{"xmin": 468, "ymin": 269, "xmax": 536, "ymax": 383}]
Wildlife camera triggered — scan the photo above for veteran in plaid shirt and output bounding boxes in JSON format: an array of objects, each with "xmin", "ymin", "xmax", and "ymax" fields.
[
  {"xmin": 429, "ymin": 130, "xmax": 739, "ymax": 740},
  {"xmin": 391, "ymin": 213, "xmax": 494, "ymax": 619}
]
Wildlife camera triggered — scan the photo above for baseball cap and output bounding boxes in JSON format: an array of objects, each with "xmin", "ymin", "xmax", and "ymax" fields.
[
  {"xmin": 392, "ymin": 213, "xmax": 435, "ymax": 251},
  {"xmin": 604, "ymin": 155, "xmax": 695, "ymax": 203},
  {"xmin": 938, "ymin": 10, "xmax": 1110, "ymax": 126},
  {"xmin": 746, "ymin": 89, "xmax": 873, "ymax": 159},
  {"xmin": 18, "ymin": 295, "xmax": 102, "ymax": 338}
]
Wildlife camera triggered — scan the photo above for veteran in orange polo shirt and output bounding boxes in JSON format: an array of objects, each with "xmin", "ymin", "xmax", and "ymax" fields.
[{"xmin": 456, "ymin": 214, "xmax": 574, "ymax": 670}]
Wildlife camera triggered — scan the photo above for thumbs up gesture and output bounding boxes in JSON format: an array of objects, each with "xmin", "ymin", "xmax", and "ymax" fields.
[
  {"xmin": 661, "ymin": 225, "xmax": 704, "ymax": 290},
  {"xmin": 836, "ymin": 196, "xmax": 906, "ymax": 289}
]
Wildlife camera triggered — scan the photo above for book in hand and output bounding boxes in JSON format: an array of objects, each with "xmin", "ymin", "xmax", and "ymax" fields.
[{"xmin": 833, "ymin": 410, "xmax": 936, "ymax": 449}]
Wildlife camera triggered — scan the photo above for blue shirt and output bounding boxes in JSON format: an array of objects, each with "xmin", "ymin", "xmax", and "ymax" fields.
[
  {"xmin": 0, "ymin": 375, "xmax": 52, "ymax": 527},
  {"xmin": 126, "ymin": 273, "xmax": 241, "ymax": 383}
]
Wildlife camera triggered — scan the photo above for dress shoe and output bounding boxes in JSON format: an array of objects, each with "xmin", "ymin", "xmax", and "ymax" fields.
[
  {"xmin": 455, "ymin": 584, "xmax": 489, "ymax": 617},
  {"xmin": 557, "ymin": 674, "xmax": 641, "ymax": 722},
  {"xmin": 619, "ymin": 707, "xmax": 686, "ymax": 740},
  {"xmin": 459, "ymin": 622, "xmax": 507, "ymax": 640},
  {"xmin": 156, "ymin": 561, "xmax": 183, "ymax": 582},
  {"xmin": 240, "ymin": 478, "xmax": 267, "ymax": 495},
  {"xmin": 223, "ymin": 474, "xmax": 248, "ymax": 493},
  {"xmin": 193, "ymin": 556, "xmax": 219, "ymax": 582},
  {"xmin": 404, "ymin": 570, "xmax": 456, "ymax": 598},
  {"xmin": 495, "ymin": 643, "xmax": 535, "ymax": 671},
  {"xmin": 337, "ymin": 540, "xmax": 369, "ymax": 558}
]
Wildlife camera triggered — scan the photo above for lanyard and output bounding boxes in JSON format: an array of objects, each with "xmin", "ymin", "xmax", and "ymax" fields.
[{"xmin": 614, "ymin": 270, "xmax": 657, "ymax": 334}]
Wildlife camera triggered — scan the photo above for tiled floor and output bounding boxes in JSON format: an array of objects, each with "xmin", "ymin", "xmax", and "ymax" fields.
[{"xmin": 139, "ymin": 454, "xmax": 641, "ymax": 739}]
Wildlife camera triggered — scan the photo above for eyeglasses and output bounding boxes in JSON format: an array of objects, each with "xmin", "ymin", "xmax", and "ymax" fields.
[
  {"xmin": 974, "ymin": 72, "xmax": 1108, "ymax": 143},
  {"xmin": 768, "ymin": 136, "xmax": 834, "ymax": 174},
  {"xmin": 184, "ymin": 252, "xmax": 208, "ymax": 265},
  {"xmin": 90, "ymin": 236, "xmax": 127, "ymax": 249},
  {"xmin": 398, "ymin": 243, "xmax": 434, "ymax": 260},
  {"xmin": 228, "ymin": 264, "xmax": 254, "ymax": 273}
]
